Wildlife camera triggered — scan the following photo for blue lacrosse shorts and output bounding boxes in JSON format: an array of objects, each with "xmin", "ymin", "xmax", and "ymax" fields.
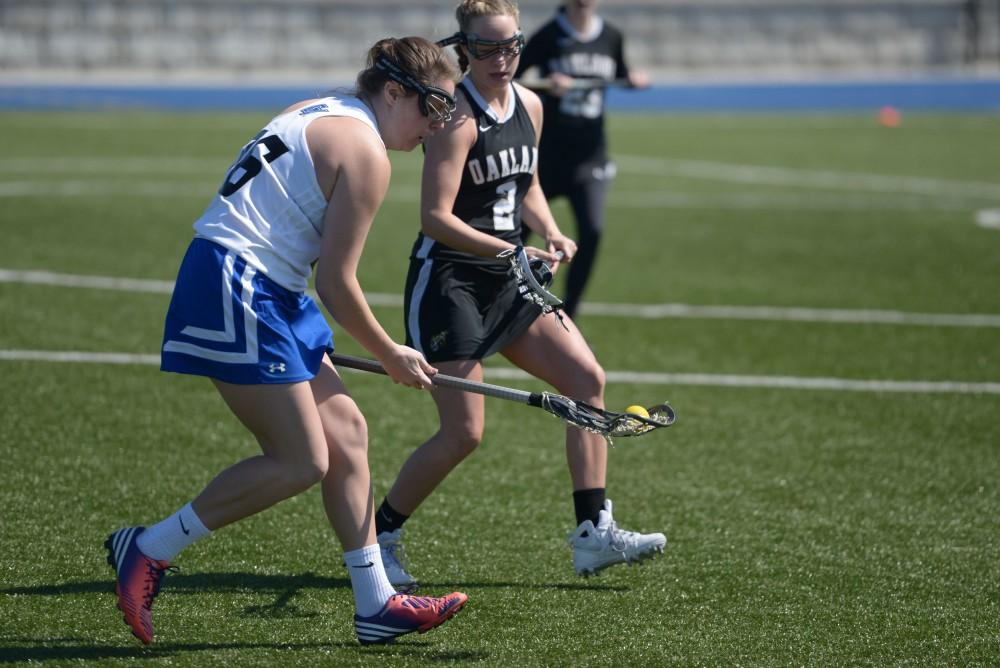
[{"xmin": 160, "ymin": 238, "xmax": 333, "ymax": 384}]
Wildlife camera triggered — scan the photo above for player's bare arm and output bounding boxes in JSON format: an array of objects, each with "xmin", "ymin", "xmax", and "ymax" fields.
[
  {"xmin": 312, "ymin": 118, "xmax": 435, "ymax": 389},
  {"xmin": 422, "ymin": 95, "xmax": 540, "ymax": 260},
  {"xmin": 421, "ymin": 96, "xmax": 505, "ymax": 256},
  {"xmin": 514, "ymin": 82, "xmax": 577, "ymax": 264}
]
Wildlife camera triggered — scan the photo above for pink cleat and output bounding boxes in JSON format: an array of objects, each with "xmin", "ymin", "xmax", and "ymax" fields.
[
  {"xmin": 105, "ymin": 527, "xmax": 170, "ymax": 644},
  {"xmin": 354, "ymin": 592, "xmax": 468, "ymax": 645}
]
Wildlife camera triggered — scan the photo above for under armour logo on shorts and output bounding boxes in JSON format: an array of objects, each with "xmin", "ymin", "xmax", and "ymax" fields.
[
  {"xmin": 430, "ymin": 331, "xmax": 448, "ymax": 352},
  {"xmin": 268, "ymin": 362, "xmax": 287, "ymax": 374}
]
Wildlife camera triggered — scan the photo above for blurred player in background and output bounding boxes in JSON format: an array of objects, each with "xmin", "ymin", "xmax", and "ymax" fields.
[
  {"xmin": 104, "ymin": 37, "xmax": 467, "ymax": 647},
  {"xmin": 370, "ymin": 0, "xmax": 666, "ymax": 591},
  {"xmin": 516, "ymin": 0, "xmax": 649, "ymax": 318}
]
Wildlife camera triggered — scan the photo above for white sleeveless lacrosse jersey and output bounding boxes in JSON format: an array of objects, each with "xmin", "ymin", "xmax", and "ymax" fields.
[{"xmin": 193, "ymin": 95, "xmax": 383, "ymax": 292}]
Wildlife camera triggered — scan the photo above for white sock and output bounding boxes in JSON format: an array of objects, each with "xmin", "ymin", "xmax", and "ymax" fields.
[
  {"xmin": 136, "ymin": 502, "xmax": 211, "ymax": 562},
  {"xmin": 344, "ymin": 544, "xmax": 396, "ymax": 617}
]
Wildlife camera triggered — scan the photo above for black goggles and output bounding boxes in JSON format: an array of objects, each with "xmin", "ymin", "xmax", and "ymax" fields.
[
  {"xmin": 438, "ymin": 31, "xmax": 525, "ymax": 60},
  {"xmin": 374, "ymin": 57, "xmax": 456, "ymax": 123}
]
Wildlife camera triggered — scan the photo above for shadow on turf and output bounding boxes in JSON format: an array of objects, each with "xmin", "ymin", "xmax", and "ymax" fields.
[
  {"xmin": 1, "ymin": 570, "xmax": 627, "ymax": 602},
  {"xmin": 1, "ymin": 572, "xmax": 617, "ymax": 662},
  {"xmin": 0, "ymin": 637, "xmax": 489, "ymax": 663}
]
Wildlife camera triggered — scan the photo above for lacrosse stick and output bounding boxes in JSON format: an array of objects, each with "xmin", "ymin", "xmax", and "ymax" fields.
[
  {"xmin": 499, "ymin": 246, "xmax": 567, "ymax": 328},
  {"xmin": 329, "ymin": 352, "xmax": 675, "ymax": 444}
]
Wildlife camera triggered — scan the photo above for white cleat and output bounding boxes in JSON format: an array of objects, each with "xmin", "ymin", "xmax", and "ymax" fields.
[
  {"xmin": 377, "ymin": 528, "xmax": 418, "ymax": 592},
  {"xmin": 568, "ymin": 499, "xmax": 667, "ymax": 577}
]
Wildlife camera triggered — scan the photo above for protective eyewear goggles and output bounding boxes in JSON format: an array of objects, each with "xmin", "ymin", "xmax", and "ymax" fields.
[
  {"xmin": 374, "ymin": 57, "xmax": 457, "ymax": 123},
  {"xmin": 438, "ymin": 31, "xmax": 525, "ymax": 60}
]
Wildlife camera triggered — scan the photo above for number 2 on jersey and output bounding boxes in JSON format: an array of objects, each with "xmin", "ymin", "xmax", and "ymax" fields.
[
  {"xmin": 219, "ymin": 132, "xmax": 290, "ymax": 197},
  {"xmin": 493, "ymin": 181, "xmax": 517, "ymax": 231}
]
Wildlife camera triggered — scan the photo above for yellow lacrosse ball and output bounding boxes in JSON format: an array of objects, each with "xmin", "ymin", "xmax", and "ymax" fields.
[{"xmin": 624, "ymin": 405, "xmax": 649, "ymax": 418}]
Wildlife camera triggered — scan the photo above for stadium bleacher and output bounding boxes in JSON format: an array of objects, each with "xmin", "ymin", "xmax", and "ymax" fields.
[{"xmin": 0, "ymin": 0, "xmax": 997, "ymax": 81}]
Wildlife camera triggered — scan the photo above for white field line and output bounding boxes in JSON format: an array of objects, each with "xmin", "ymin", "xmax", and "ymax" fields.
[
  {"xmin": 6, "ymin": 155, "xmax": 999, "ymax": 202},
  {"xmin": 0, "ymin": 157, "xmax": 222, "ymax": 173},
  {"xmin": 975, "ymin": 208, "xmax": 1000, "ymax": 230},
  {"xmin": 486, "ymin": 366, "xmax": 1000, "ymax": 396},
  {"xmin": 1, "ymin": 180, "xmax": 978, "ymax": 213},
  {"xmin": 0, "ymin": 269, "xmax": 175, "ymax": 293},
  {"xmin": 2, "ymin": 348, "xmax": 998, "ymax": 396},
  {"xmin": 579, "ymin": 302, "xmax": 1000, "ymax": 328},
  {"xmin": 3, "ymin": 267, "xmax": 1000, "ymax": 328},
  {"xmin": 4, "ymin": 153, "xmax": 999, "ymax": 211},
  {"xmin": 0, "ymin": 179, "xmax": 981, "ymax": 213},
  {"xmin": 0, "ymin": 181, "xmax": 211, "ymax": 198},
  {"xmin": 0, "ymin": 350, "xmax": 161, "ymax": 365},
  {"xmin": 615, "ymin": 155, "xmax": 1000, "ymax": 201},
  {"xmin": 608, "ymin": 189, "xmax": 976, "ymax": 212}
]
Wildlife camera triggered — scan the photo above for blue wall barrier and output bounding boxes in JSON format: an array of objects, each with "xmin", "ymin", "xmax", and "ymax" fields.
[{"xmin": 1, "ymin": 77, "xmax": 999, "ymax": 112}]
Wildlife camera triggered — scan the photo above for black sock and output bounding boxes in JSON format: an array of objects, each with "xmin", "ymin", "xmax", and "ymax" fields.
[
  {"xmin": 573, "ymin": 488, "xmax": 606, "ymax": 527},
  {"xmin": 375, "ymin": 498, "xmax": 409, "ymax": 535}
]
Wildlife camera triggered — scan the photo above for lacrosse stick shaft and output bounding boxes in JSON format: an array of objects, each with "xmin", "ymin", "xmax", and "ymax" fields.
[
  {"xmin": 331, "ymin": 353, "xmax": 673, "ymax": 440},
  {"xmin": 329, "ymin": 353, "xmax": 541, "ymax": 407}
]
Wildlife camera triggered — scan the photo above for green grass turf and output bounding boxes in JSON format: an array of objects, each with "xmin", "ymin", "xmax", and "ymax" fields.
[{"xmin": 1, "ymin": 110, "xmax": 999, "ymax": 665}]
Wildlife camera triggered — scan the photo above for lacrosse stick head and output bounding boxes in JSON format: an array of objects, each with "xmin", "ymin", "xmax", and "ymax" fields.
[
  {"xmin": 539, "ymin": 394, "xmax": 675, "ymax": 444},
  {"xmin": 528, "ymin": 256, "xmax": 554, "ymax": 288},
  {"xmin": 498, "ymin": 246, "xmax": 565, "ymax": 316},
  {"xmin": 623, "ymin": 403, "xmax": 676, "ymax": 433}
]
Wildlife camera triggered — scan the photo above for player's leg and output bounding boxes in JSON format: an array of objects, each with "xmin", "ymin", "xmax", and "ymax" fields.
[
  {"xmin": 306, "ymin": 356, "xmax": 469, "ymax": 642},
  {"xmin": 372, "ymin": 360, "xmax": 485, "ymax": 589},
  {"xmin": 502, "ymin": 315, "xmax": 608, "ymax": 491},
  {"xmin": 374, "ymin": 258, "xmax": 498, "ymax": 588},
  {"xmin": 195, "ymin": 379, "xmax": 330, "ymax": 526},
  {"xmin": 137, "ymin": 237, "xmax": 334, "ymax": 552},
  {"xmin": 309, "ymin": 357, "xmax": 393, "ymax": 616},
  {"xmin": 384, "ymin": 360, "xmax": 486, "ymax": 514},
  {"xmin": 309, "ymin": 355, "xmax": 375, "ymax": 552},
  {"xmin": 106, "ymin": 379, "xmax": 328, "ymax": 644},
  {"xmin": 380, "ymin": 258, "xmax": 488, "ymax": 535},
  {"xmin": 501, "ymin": 316, "xmax": 666, "ymax": 575},
  {"xmin": 562, "ymin": 163, "xmax": 610, "ymax": 318}
]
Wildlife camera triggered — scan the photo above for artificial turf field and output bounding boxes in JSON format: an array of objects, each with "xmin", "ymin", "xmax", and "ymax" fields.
[{"xmin": 1, "ymin": 110, "xmax": 999, "ymax": 666}]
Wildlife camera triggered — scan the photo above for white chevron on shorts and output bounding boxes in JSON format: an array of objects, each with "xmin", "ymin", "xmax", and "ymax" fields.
[
  {"xmin": 162, "ymin": 251, "xmax": 259, "ymax": 364},
  {"xmin": 178, "ymin": 252, "xmax": 239, "ymax": 343}
]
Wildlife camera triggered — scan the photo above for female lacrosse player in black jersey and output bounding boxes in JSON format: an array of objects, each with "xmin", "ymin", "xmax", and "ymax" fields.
[
  {"xmin": 515, "ymin": 0, "xmax": 650, "ymax": 318},
  {"xmin": 371, "ymin": 0, "xmax": 665, "ymax": 589}
]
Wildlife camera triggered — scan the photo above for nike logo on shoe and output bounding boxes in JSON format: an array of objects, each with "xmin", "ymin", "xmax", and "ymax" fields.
[
  {"xmin": 179, "ymin": 516, "xmax": 190, "ymax": 535},
  {"xmin": 352, "ymin": 562, "xmax": 376, "ymax": 569}
]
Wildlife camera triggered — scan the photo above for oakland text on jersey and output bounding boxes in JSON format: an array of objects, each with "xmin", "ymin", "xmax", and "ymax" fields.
[
  {"xmin": 548, "ymin": 53, "xmax": 617, "ymax": 79},
  {"xmin": 466, "ymin": 144, "xmax": 538, "ymax": 186}
]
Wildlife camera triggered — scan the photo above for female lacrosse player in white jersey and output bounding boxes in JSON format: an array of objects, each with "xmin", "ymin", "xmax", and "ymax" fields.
[
  {"xmin": 370, "ymin": 0, "xmax": 666, "ymax": 589},
  {"xmin": 104, "ymin": 37, "xmax": 468, "ymax": 647}
]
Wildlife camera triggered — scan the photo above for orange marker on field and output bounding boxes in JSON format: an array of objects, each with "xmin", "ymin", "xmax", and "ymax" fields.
[{"xmin": 878, "ymin": 106, "xmax": 901, "ymax": 128}]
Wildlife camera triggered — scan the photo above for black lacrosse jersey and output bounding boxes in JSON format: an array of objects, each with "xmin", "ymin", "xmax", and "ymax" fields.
[
  {"xmin": 411, "ymin": 78, "xmax": 538, "ymax": 268},
  {"xmin": 516, "ymin": 8, "xmax": 630, "ymax": 163}
]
